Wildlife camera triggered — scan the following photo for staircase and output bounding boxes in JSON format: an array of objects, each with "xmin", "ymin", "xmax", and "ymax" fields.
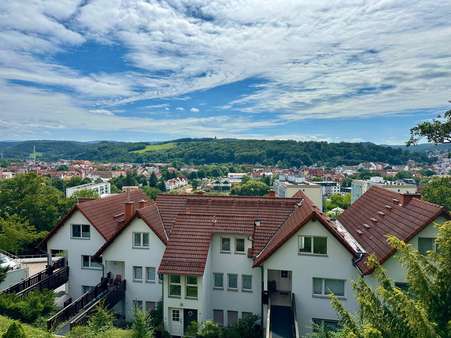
[
  {"xmin": 266, "ymin": 292, "xmax": 300, "ymax": 338},
  {"xmin": 47, "ymin": 277, "xmax": 126, "ymax": 333},
  {"xmin": 3, "ymin": 258, "xmax": 68, "ymax": 296}
]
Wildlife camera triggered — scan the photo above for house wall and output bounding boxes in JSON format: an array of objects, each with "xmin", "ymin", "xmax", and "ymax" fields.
[
  {"xmin": 46, "ymin": 211, "xmax": 105, "ymax": 299},
  {"xmin": 102, "ymin": 218, "xmax": 166, "ymax": 321},
  {"xmin": 262, "ymin": 220, "xmax": 360, "ymax": 336}
]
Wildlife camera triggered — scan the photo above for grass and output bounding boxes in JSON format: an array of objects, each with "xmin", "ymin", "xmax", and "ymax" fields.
[
  {"xmin": 0, "ymin": 315, "xmax": 51, "ymax": 337},
  {"xmin": 131, "ymin": 142, "xmax": 176, "ymax": 154}
]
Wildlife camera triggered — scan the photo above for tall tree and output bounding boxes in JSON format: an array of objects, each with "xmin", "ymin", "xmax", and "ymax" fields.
[
  {"xmin": 0, "ymin": 215, "xmax": 41, "ymax": 254},
  {"xmin": 421, "ymin": 177, "xmax": 451, "ymax": 210},
  {"xmin": 408, "ymin": 106, "xmax": 451, "ymax": 145},
  {"xmin": 149, "ymin": 172, "xmax": 158, "ymax": 187},
  {"xmin": 329, "ymin": 221, "xmax": 450, "ymax": 338}
]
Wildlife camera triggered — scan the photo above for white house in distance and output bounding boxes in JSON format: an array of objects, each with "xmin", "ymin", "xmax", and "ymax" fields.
[
  {"xmin": 65, "ymin": 181, "xmax": 111, "ymax": 198},
  {"xmin": 42, "ymin": 187, "xmax": 448, "ymax": 337},
  {"xmin": 350, "ymin": 177, "xmax": 417, "ymax": 204}
]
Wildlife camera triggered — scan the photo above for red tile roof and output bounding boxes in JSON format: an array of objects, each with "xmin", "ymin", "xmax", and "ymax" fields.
[
  {"xmin": 253, "ymin": 190, "xmax": 356, "ymax": 266},
  {"xmin": 338, "ymin": 186, "xmax": 447, "ymax": 274},
  {"xmin": 42, "ymin": 190, "xmax": 148, "ymax": 243}
]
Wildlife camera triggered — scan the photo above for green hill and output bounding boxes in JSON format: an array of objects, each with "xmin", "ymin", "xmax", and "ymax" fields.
[{"xmin": 0, "ymin": 138, "xmax": 432, "ymax": 167}]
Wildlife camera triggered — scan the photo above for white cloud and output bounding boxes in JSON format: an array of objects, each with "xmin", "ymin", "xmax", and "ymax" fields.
[{"xmin": 0, "ymin": 0, "xmax": 450, "ymax": 139}]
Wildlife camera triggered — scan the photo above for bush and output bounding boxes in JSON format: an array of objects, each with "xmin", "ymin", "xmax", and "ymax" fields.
[
  {"xmin": 0, "ymin": 290, "xmax": 55, "ymax": 324},
  {"xmin": 2, "ymin": 322, "xmax": 26, "ymax": 338},
  {"xmin": 132, "ymin": 309, "xmax": 153, "ymax": 338}
]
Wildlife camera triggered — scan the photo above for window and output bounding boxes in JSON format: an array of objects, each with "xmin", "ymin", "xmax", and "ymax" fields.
[
  {"xmin": 221, "ymin": 238, "xmax": 231, "ymax": 252},
  {"xmin": 313, "ymin": 278, "xmax": 345, "ymax": 297},
  {"xmin": 72, "ymin": 224, "xmax": 90, "ymax": 239},
  {"xmin": 186, "ymin": 276, "xmax": 198, "ymax": 299},
  {"xmin": 281, "ymin": 270, "xmax": 289, "ymax": 278},
  {"xmin": 395, "ymin": 282, "xmax": 409, "ymax": 291},
  {"xmin": 242, "ymin": 312, "xmax": 253, "ymax": 319},
  {"xmin": 81, "ymin": 255, "xmax": 102, "ymax": 269},
  {"xmin": 213, "ymin": 273, "xmax": 224, "ymax": 289},
  {"xmin": 146, "ymin": 267, "xmax": 156, "ymax": 283},
  {"xmin": 133, "ymin": 232, "xmax": 150, "ymax": 248},
  {"xmin": 299, "ymin": 236, "xmax": 327, "ymax": 255},
  {"xmin": 133, "ymin": 266, "xmax": 143, "ymax": 282},
  {"xmin": 418, "ymin": 237, "xmax": 435, "ymax": 255},
  {"xmin": 133, "ymin": 300, "xmax": 143, "ymax": 310},
  {"xmin": 242, "ymin": 275, "xmax": 252, "ymax": 292},
  {"xmin": 213, "ymin": 310, "xmax": 224, "ymax": 326},
  {"xmin": 312, "ymin": 318, "xmax": 339, "ymax": 332},
  {"xmin": 172, "ymin": 309, "xmax": 180, "ymax": 322},
  {"xmin": 169, "ymin": 275, "xmax": 181, "ymax": 297},
  {"xmin": 227, "ymin": 311, "xmax": 238, "ymax": 327},
  {"xmin": 228, "ymin": 274, "xmax": 238, "ymax": 290},
  {"xmin": 145, "ymin": 301, "xmax": 156, "ymax": 312},
  {"xmin": 158, "ymin": 273, "xmax": 163, "ymax": 284},
  {"xmin": 235, "ymin": 238, "xmax": 245, "ymax": 253}
]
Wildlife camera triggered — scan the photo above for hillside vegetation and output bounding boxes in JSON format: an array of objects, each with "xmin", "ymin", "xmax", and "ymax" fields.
[{"xmin": 0, "ymin": 138, "xmax": 431, "ymax": 166}]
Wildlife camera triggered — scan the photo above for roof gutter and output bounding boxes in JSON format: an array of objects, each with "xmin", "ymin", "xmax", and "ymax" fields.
[{"xmin": 352, "ymin": 251, "xmax": 365, "ymax": 276}]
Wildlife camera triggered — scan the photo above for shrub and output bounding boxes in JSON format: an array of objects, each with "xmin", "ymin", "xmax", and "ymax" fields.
[
  {"xmin": 0, "ymin": 290, "xmax": 55, "ymax": 324},
  {"xmin": 132, "ymin": 309, "xmax": 153, "ymax": 338},
  {"xmin": 2, "ymin": 322, "xmax": 26, "ymax": 338}
]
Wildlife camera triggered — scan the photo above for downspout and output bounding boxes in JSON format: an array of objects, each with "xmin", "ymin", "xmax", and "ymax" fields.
[
  {"xmin": 260, "ymin": 266, "xmax": 264, "ymax": 330},
  {"xmin": 352, "ymin": 251, "xmax": 365, "ymax": 276}
]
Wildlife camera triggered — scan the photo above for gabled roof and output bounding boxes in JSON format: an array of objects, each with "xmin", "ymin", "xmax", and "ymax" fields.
[
  {"xmin": 253, "ymin": 190, "xmax": 356, "ymax": 266},
  {"xmin": 156, "ymin": 194, "xmax": 302, "ymax": 275},
  {"xmin": 95, "ymin": 202, "xmax": 167, "ymax": 257},
  {"xmin": 338, "ymin": 186, "xmax": 447, "ymax": 274},
  {"xmin": 42, "ymin": 190, "xmax": 148, "ymax": 243}
]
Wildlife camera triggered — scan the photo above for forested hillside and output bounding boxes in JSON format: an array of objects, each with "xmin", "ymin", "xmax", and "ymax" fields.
[{"xmin": 0, "ymin": 139, "xmax": 431, "ymax": 166}]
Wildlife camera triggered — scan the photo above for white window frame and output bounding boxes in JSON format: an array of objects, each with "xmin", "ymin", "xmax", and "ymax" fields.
[
  {"xmin": 145, "ymin": 267, "xmax": 156, "ymax": 283},
  {"xmin": 242, "ymin": 274, "xmax": 252, "ymax": 292},
  {"xmin": 299, "ymin": 236, "xmax": 328, "ymax": 255},
  {"xmin": 185, "ymin": 275, "xmax": 198, "ymax": 299},
  {"xmin": 213, "ymin": 273, "xmax": 224, "ymax": 290},
  {"xmin": 235, "ymin": 238, "xmax": 245, "ymax": 254},
  {"xmin": 213, "ymin": 309, "xmax": 224, "ymax": 326},
  {"xmin": 312, "ymin": 278, "xmax": 345, "ymax": 298},
  {"xmin": 81, "ymin": 255, "xmax": 102, "ymax": 270},
  {"xmin": 172, "ymin": 309, "xmax": 180, "ymax": 322},
  {"xmin": 133, "ymin": 232, "xmax": 150, "ymax": 249},
  {"xmin": 228, "ymin": 273, "xmax": 238, "ymax": 291},
  {"xmin": 71, "ymin": 224, "xmax": 90, "ymax": 239},
  {"xmin": 169, "ymin": 275, "xmax": 182, "ymax": 298},
  {"xmin": 133, "ymin": 266, "xmax": 143, "ymax": 282},
  {"xmin": 221, "ymin": 237, "xmax": 231, "ymax": 253}
]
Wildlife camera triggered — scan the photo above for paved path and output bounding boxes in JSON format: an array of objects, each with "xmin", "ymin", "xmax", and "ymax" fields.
[{"xmin": 271, "ymin": 305, "xmax": 294, "ymax": 338}]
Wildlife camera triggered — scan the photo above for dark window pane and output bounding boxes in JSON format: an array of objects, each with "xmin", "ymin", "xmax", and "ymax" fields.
[
  {"xmin": 313, "ymin": 278, "xmax": 323, "ymax": 294},
  {"xmin": 299, "ymin": 236, "xmax": 312, "ymax": 253},
  {"xmin": 325, "ymin": 279, "xmax": 344, "ymax": 296},
  {"xmin": 236, "ymin": 239, "xmax": 245, "ymax": 252},
  {"xmin": 313, "ymin": 237, "xmax": 327, "ymax": 255},
  {"xmin": 418, "ymin": 237, "xmax": 434, "ymax": 255},
  {"xmin": 72, "ymin": 225, "xmax": 81, "ymax": 238}
]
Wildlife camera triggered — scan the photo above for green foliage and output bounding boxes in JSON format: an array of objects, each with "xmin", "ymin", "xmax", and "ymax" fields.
[
  {"xmin": 87, "ymin": 304, "xmax": 114, "ymax": 334},
  {"xmin": 187, "ymin": 315, "xmax": 261, "ymax": 338},
  {"xmin": 131, "ymin": 143, "xmax": 176, "ymax": 154},
  {"xmin": 148, "ymin": 172, "xmax": 158, "ymax": 187},
  {"xmin": 0, "ymin": 215, "xmax": 41, "ymax": 254},
  {"xmin": 111, "ymin": 172, "xmax": 148, "ymax": 190},
  {"xmin": 394, "ymin": 170, "xmax": 413, "ymax": 180},
  {"xmin": 330, "ymin": 222, "xmax": 451, "ymax": 338},
  {"xmin": 0, "ymin": 173, "xmax": 72, "ymax": 232},
  {"xmin": 2, "ymin": 321, "xmax": 26, "ymax": 338},
  {"xmin": 421, "ymin": 177, "xmax": 451, "ymax": 210},
  {"xmin": 324, "ymin": 194, "xmax": 351, "ymax": 212},
  {"xmin": 70, "ymin": 189, "xmax": 99, "ymax": 200},
  {"xmin": 142, "ymin": 186, "xmax": 161, "ymax": 200},
  {"xmin": 408, "ymin": 108, "xmax": 451, "ymax": 145},
  {"xmin": 132, "ymin": 309, "xmax": 153, "ymax": 338},
  {"xmin": 0, "ymin": 290, "xmax": 55, "ymax": 324},
  {"xmin": 0, "ymin": 139, "xmax": 431, "ymax": 167},
  {"xmin": 231, "ymin": 179, "xmax": 270, "ymax": 196},
  {"xmin": 0, "ymin": 267, "xmax": 8, "ymax": 284}
]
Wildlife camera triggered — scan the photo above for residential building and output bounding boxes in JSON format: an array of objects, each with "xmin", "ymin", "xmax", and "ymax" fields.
[
  {"xmin": 351, "ymin": 177, "xmax": 417, "ymax": 203},
  {"xmin": 227, "ymin": 173, "xmax": 247, "ymax": 184},
  {"xmin": 42, "ymin": 188, "xmax": 448, "ymax": 337},
  {"xmin": 165, "ymin": 177, "xmax": 188, "ymax": 191},
  {"xmin": 316, "ymin": 181, "xmax": 341, "ymax": 198},
  {"xmin": 273, "ymin": 175, "xmax": 323, "ymax": 210},
  {"xmin": 65, "ymin": 182, "xmax": 111, "ymax": 198}
]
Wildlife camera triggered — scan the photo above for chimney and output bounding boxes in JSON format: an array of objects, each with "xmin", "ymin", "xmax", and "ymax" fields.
[
  {"xmin": 138, "ymin": 199, "xmax": 147, "ymax": 209},
  {"xmin": 124, "ymin": 201, "xmax": 135, "ymax": 220},
  {"xmin": 400, "ymin": 193, "xmax": 421, "ymax": 206}
]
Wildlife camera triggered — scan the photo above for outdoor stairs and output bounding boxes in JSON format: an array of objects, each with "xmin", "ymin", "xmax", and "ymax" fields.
[{"xmin": 270, "ymin": 305, "xmax": 294, "ymax": 338}]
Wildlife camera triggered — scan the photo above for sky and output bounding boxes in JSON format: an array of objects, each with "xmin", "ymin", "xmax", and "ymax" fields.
[{"xmin": 0, "ymin": 0, "xmax": 450, "ymax": 144}]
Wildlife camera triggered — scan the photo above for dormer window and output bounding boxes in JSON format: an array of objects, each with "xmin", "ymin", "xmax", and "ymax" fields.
[{"xmin": 72, "ymin": 224, "xmax": 90, "ymax": 239}]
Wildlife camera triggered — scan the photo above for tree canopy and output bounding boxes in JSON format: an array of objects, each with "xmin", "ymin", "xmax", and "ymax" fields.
[
  {"xmin": 408, "ymin": 107, "xmax": 451, "ymax": 145},
  {"xmin": 421, "ymin": 177, "xmax": 451, "ymax": 210}
]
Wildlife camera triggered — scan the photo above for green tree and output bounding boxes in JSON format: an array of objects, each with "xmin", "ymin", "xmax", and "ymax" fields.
[
  {"xmin": 422, "ymin": 177, "xmax": 451, "ymax": 210},
  {"xmin": 149, "ymin": 172, "xmax": 158, "ymax": 187},
  {"xmin": 157, "ymin": 179, "xmax": 166, "ymax": 192},
  {"xmin": 70, "ymin": 189, "xmax": 99, "ymax": 200},
  {"xmin": 329, "ymin": 222, "xmax": 451, "ymax": 338},
  {"xmin": 408, "ymin": 107, "xmax": 451, "ymax": 145},
  {"xmin": 86, "ymin": 304, "xmax": 114, "ymax": 334},
  {"xmin": 324, "ymin": 194, "xmax": 351, "ymax": 212},
  {"xmin": 2, "ymin": 322, "xmax": 26, "ymax": 338},
  {"xmin": 132, "ymin": 308, "xmax": 153, "ymax": 338},
  {"xmin": 0, "ymin": 215, "xmax": 41, "ymax": 254},
  {"xmin": 142, "ymin": 186, "xmax": 161, "ymax": 200},
  {"xmin": 231, "ymin": 180, "xmax": 269, "ymax": 196},
  {"xmin": 0, "ymin": 174, "xmax": 72, "ymax": 232}
]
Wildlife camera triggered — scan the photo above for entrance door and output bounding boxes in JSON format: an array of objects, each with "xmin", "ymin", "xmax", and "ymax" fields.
[
  {"xmin": 169, "ymin": 308, "xmax": 183, "ymax": 337},
  {"xmin": 183, "ymin": 309, "xmax": 198, "ymax": 335}
]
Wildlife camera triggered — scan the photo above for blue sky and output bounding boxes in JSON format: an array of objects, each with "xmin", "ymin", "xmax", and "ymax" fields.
[{"xmin": 0, "ymin": 1, "xmax": 450, "ymax": 144}]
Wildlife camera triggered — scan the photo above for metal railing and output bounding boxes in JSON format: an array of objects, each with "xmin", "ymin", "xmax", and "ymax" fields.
[
  {"xmin": 47, "ymin": 278, "xmax": 126, "ymax": 331},
  {"xmin": 3, "ymin": 258, "xmax": 67, "ymax": 295},
  {"xmin": 291, "ymin": 293, "xmax": 300, "ymax": 338}
]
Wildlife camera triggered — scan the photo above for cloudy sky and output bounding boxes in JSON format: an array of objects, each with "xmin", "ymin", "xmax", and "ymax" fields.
[{"xmin": 0, "ymin": 0, "xmax": 450, "ymax": 144}]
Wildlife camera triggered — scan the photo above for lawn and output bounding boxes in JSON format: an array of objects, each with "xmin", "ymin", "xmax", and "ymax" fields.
[{"xmin": 131, "ymin": 142, "xmax": 176, "ymax": 154}]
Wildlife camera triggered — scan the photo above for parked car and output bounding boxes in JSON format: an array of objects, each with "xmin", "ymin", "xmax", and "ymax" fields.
[{"xmin": 0, "ymin": 254, "xmax": 19, "ymax": 270}]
